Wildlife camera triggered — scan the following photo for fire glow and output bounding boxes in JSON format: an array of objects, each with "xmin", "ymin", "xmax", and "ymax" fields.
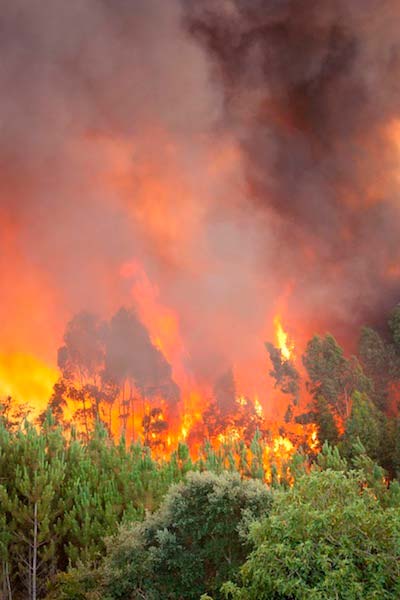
[
  {"xmin": 274, "ymin": 316, "xmax": 293, "ymax": 361},
  {"xmin": 0, "ymin": 254, "xmax": 317, "ymax": 482},
  {"xmin": 1, "ymin": 0, "xmax": 400, "ymax": 482}
]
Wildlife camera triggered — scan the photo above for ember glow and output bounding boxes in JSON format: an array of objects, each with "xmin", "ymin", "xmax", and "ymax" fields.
[{"xmin": 1, "ymin": 0, "xmax": 400, "ymax": 478}]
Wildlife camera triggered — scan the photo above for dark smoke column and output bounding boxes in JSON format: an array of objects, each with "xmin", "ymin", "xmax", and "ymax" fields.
[{"xmin": 184, "ymin": 0, "xmax": 400, "ymax": 339}]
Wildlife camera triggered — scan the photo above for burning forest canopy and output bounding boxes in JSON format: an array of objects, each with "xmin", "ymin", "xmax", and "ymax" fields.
[{"xmin": 1, "ymin": 0, "xmax": 400, "ymax": 469}]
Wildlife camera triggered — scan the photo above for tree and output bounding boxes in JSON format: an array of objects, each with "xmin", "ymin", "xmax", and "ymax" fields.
[
  {"xmin": 311, "ymin": 394, "xmax": 340, "ymax": 446},
  {"xmin": 213, "ymin": 369, "xmax": 237, "ymax": 417},
  {"xmin": 100, "ymin": 471, "xmax": 271, "ymax": 600},
  {"xmin": 202, "ymin": 370, "xmax": 263, "ymax": 444},
  {"xmin": 105, "ymin": 308, "xmax": 180, "ymax": 405},
  {"xmin": 202, "ymin": 370, "xmax": 238, "ymax": 437},
  {"xmin": 104, "ymin": 307, "xmax": 180, "ymax": 442},
  {"xmin": 223, "ymin": 468, "xmax": 400, "ymax": 599},
  {"xmin": 0, "ymin": 416, "xmax": 198, "ymax": 599},
  {"xmin": 265, "ymin": 342, "xmax": 300, "ymax": 407},
  {"xmin": 389, "ymin": 304, "xmax": 400, "ymax": 351},
  {"xmin": 303, "ymin": 334, "xmax": 371, "ymax": 421},
  {"xmin": 142, "ymin": 407, "xmax": 169, "ymax": 450},
  {"xmin": 358, "ymin": 327, "xmax": 394, "ymax": 411},
  {"xmin": 0, "ymin": 425, "xmax": 13, "ymax": 599},
  {"xmin": 56, "ymin": 311, "xmax": 109, "ymax": 438},
  {"xmin": 0, "ymin": 396, "xmax": 31, "ymax": 432},
  {"xmin": 341, "ymin": 392, "xmax": 382, "ymax": 461},
  {"xmin": 49, "ymin": 307, "xmax": 181, "ymax": 443},
  {"xmin": 0, "ymin": 421, "xmax": 66, "ymax": 599}
]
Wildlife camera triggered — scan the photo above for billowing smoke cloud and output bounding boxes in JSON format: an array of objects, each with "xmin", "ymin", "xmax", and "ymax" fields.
[
  {"xmin": 185, "ymin": 0, "xmax": 400, "ymax": 338},
  {"xmin": 0, "ymin": 0, "xmax": 225, "ymax": 356},
  {"xmin": 0, "ymin": 0, "xmax": 277, "ymax": 390},
  {"xmin": 1, "ymin": 0, "xmax": 400, "ymax": 409}
]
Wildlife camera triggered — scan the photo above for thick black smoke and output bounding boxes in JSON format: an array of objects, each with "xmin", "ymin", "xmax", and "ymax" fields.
[{"xmin": 185, "ymin": 0, "xmax": 400, "ymax": 336}]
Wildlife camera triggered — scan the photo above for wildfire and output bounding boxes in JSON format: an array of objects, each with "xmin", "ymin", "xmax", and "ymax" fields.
[{"xmin": 0, "ymin": 253, "xmax": 317, "ymax": 481}]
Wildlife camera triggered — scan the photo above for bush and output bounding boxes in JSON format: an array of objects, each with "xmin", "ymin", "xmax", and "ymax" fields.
[{"xmin": 101, "ymin": 471, "xmax": 272, "ymax": 599}]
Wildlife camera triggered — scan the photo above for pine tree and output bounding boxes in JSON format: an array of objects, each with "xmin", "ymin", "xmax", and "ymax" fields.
[
  {"xmin": 1, "ymin": 421, "xmax": 66, "ymax": 599},
  {"xmin": 342, "ymin": 392, "xmax": 382, "ymax": 461}
]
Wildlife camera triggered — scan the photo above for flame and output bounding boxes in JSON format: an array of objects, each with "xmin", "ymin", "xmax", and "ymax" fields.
[
  {"xmin": 310, "ymin": 428, "xmax": 319, "ymax": 450},
  {"xmin": 1, "ymin": 3, "xmax": 400, "ymax": 492},
  {"xmin": 0, "ymin": 212, "xmax": 316, "ymax": 478},
  {"xmin": 274, "ymin": 315, "xmax": 293, "ymax": 360},
  {"xmin": 0, "ymin": 353, "xmax": 58, "ymax": 412},
  {"xmin": 43, "ymin": 261, "xmax": 318, "ymax": 479},
  {"xmin": 254, "ymin": 396, "xmax": 263, "ymax": 418},
  {"xmin": 121, "ymin": 259, "xmax": 188, "ymax": 375}
]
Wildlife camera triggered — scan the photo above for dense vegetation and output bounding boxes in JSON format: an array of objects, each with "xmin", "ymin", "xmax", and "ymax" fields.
[
  {"xmin": 2, "ymin": 305, "xmax": 400, "ymax": 598},
  {"xmin": 2, "ymin": 419, "xmax": 399, "ymax": 600},
  {"xmin": 0, "ymin": 415, "xmax": 276, "ymax": 600},
  {"xmin": 267, "ymin": 304, "xmax": 400, "ymax": 479},
  {"xmin": 222, "ymin": 449, "xmax": 400, "ymax": 600},
  {"xmin": 100, "ymin": 471, "xmax": 271, "ymax": 600}
]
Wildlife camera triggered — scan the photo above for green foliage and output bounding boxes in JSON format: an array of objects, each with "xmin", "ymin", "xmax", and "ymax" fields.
[
  {"xmin": 0, "ymin": 420, "xmax": 66, "ymax": 598},
  {"xmin": 0, "ymin": 420, "xmax": 192, "ymax": 599},
  {"xmin": 393, "ymin": 417, "xmax": 400, "ymax": 478},
  {"xmin": 223, "ymin": 468, "xmax": 400, "ymax": 599},
  {"xmin": 312, "ymin": 395, "xmax": 340, "ymax": 446},
  {"xmin": 389, "ymin": 304, "xmax": 400, "ymax": 351},
  {"xmin": 44, "ymin": 564, "xmax": 100, "ymax": 600},
  {"xmin": 358, "ymin": 327, "xmax": 394, "ymax": 411},
  {"xmin": 341, "ymin": 392, "xmax": 382, "ymax": 460},
  {"xmin": 5, "ymin": 305, "xmax": 400, "ymax": 598},
  {"xmin": 303, "ymin": 334, "xmax": 371, "ymax": 420},
  {"xmin": 316, "ymin": 441, "xmax": 348, "ymax": 471},
  {"xmin": 101, "ymin": 471, "xmax": 272, "ymax": 600}
]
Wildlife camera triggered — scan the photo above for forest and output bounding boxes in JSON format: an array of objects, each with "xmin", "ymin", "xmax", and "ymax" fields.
[{"xmin": 2, "ymin": 304, "xmax": 400, "ymax": 600}]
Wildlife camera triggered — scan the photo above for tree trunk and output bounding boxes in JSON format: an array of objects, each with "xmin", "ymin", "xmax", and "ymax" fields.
[
  {"xmin": 2, "ymin": 560, "xmax": 13, "ymax": 600},
  {"xmin": 32, "ymin": 501, "xmax": 38, "ymax": 600},
  {"xmin": 82, "ymin": 395, "xmax": 90, "ymax": 442},
  {"xmin": 28, "ymin": 545, "xmax": 31, "ymax": 600}
]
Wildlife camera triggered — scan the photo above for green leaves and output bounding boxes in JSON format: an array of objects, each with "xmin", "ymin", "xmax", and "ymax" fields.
[
  {"xmin": 303, "ymin": 334, "xmax": 371, "ymax": 421},
  {"xmin": 0, "ymin": 421, "xmax": 192, "ymax": 598},
  {"xmin": 101, "ymin": 471, "xmax": 271, "ymax": 600},
  {"xmin": 222, "ymin": 468, "xmax": 400, "ymax": 599},
  {"xmin": 0, "ymin": 421, "xmax": 66, "ymax": 598}
]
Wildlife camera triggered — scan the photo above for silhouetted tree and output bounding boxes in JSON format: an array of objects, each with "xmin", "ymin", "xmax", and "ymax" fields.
[{"xmin": 265, "ymin": 342, "xmax": 300, "ymax": 406}]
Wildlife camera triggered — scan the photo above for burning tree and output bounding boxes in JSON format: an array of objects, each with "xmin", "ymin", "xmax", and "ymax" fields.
[
  {"xmin": 46, "ymin": 308, "xmax": 180, "ymax": 446},
  {"xmin": 105, "ymin": 307, "xmax": 180, "ymax": 442},
  {"xmin": 55, "ymin": 312, "xmax": 113, "ymax": 439}
]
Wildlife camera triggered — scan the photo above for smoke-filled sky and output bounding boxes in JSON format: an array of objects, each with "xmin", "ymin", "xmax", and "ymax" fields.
[{"xmin": 1, "ymin": 0, "xmax": 400, "ymax": 404}]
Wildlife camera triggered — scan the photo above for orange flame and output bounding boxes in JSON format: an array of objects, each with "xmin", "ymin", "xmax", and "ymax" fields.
[
  {"xmin": 0, "ymin": 353, "xmax": 58, "ymax": 412},
  {"xmin": 274, "ymin": 315, "xmax": 294, "ymax": 361}
]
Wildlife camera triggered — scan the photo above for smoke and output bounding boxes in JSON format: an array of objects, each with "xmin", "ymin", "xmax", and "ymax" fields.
[
  {"xmin": 105, "ymin": 308, "xmax": 180, "ymax": 404},
  {"xmin": 0, "ymin": 0, "xmax": 225, "ymax": 356},
  {"xmin": 185, "ymin": 0, "xmax": 400, "ymax": 336},
  {"xmin": 1, "ymin": 0, "xmax": 400, "ymax": 409}
]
